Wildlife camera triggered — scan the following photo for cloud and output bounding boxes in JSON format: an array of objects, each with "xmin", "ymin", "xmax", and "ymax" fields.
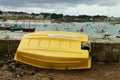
[
  {"xmin": 0, "ymin": 0, "xmax": 119, "ymax": 8},
  {"xmin": 0, "ymin": 0, "xmax": 120, "ymax": 17}
]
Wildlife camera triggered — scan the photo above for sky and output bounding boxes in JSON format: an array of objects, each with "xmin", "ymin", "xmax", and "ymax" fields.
[{"xmin": 0, "ymin": 0, "xmax": 120, "ymax": 17}]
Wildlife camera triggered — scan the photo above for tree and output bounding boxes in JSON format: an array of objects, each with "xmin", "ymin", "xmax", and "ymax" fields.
[
  {"xmin": 0, "ymin": 10, "xmax": 3, "ymax": 15},
  {"xmin": 57, "ymin": 14, "xmax": 63, "ymax": 19},
  {"xmin": 50, "ymin": 13, "xmax": 58, "ymax": 19},
  {"xmin": 40, "ymin": 13, "xmax": 51, "ymax": 18}
]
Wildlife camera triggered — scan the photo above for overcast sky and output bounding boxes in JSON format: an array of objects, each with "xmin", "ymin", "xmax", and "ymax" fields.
[{"xmin": 0, "ymin": 0, "xmax": 120, "ymax": 17}]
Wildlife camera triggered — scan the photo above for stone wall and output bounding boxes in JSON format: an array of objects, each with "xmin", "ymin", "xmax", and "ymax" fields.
[
  {"xmin": 0, "ymin": 39, "xmax": 120, "ymax": 63},
  {"xmin": 0, "ymin": 39, "xmax": 20, "ymax": 58},
  {"xmin": 91, "ymin": 42, "xmax": 120, "ymax": 63}
]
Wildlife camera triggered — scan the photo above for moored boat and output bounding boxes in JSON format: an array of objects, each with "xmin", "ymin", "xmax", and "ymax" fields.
[
  {"xmin": 14, "ymin": 31, "xmax": 91, "ymax": 70},
  {"xmin": 0, "ymin": 26, "xmax": 10, "ymax": 30},
  {"xmin": 22, "ymin": 20, "xmax": 35, "ymax": 32},
  {"xmin": 22, "ymin": 28, "xmax": 35, "ymax": 32},
  {"xmin": 10, "ymin": 24, "xmax": 22, "ymax": 31},
  {"xmin": 0, "ymin": 23, "xmax": 10, "ymax": 30}
]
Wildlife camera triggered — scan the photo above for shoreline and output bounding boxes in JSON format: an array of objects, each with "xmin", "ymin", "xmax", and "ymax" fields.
[{"xmin": 0, "ymin": 30, "xmax": 120, "ymax": 42}]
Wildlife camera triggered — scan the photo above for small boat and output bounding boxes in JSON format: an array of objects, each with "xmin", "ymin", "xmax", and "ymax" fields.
[
  {"xmin": 10, "ymin": 24, "xmax": 22, "ymax": 31},
  {"xmin": 14, "ymin": 31, "xmax": 91, "ymax": 70},
  {"xmin": 22, "ymin": 28, "xmax": 35, "ymax": 32},
  {"xmin": 79, "ymin": 28, "xmax": 84, "ymax": 32},
  {"xmin": 0, "ymin": 27, "xmax": 10, "ymax": 30},
  {"xmin": 0, "ymin": 26, "xmax": 10, "ymax": 30},
  {"xmin": 0, "ymin": 23, "xmax": 10, "ymax": 30},
  {"xmin": 116, "ymin": 35, "xmax": 120, "ymax": 38},
  {"xmin": 97, "ymin": 29, "xmax": 105, "ymax": 33},
  {"xmin": 22, "ymin": 20, "xmax": 35, "ymax": 32}
]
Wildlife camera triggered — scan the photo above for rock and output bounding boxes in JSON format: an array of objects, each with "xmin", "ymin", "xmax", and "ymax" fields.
[
  {"xmin": 7, "ymin": 65, "xmax": 16, "ymax": 72},
  {"xmin": 112, "ymin": 49, "xmax": 120, "ymax": 53},
  {"xmin": 16, "ymin": 74, "xmax": 20, "ymax": 78},
  {"xmin": 104, "ymin": 46, "xmax": 112, "ymax": 52},
  {"xmin": 1, "ymin": 65, "xmax": 8, "ymax": 71},
  {"xmin": 105, "ymin": 53, "xmax": 114, "ymax": 63},
  {"xmin": 98, "ymin": 52, "xmax": 105, "ymax": 61}
]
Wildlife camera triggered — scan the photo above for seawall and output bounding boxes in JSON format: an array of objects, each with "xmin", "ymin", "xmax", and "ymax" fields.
[{"xmin": 0, "ymin": 39, "xmax": 120, "ymax": 63}]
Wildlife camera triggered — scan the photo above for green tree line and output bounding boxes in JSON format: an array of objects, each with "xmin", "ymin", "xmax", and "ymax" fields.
[{"xmin": 0, "ymin": 10, "xmax": 108, "ymax": 22}]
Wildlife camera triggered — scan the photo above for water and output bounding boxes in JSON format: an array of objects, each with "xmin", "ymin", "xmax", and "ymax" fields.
[
  {"xmin": 35, "ymin": 22, "xmax": 120, "ymax": 36},
  {"xmin": 1, "ymin": 21, "xmax": 120, "ymax": 36}
]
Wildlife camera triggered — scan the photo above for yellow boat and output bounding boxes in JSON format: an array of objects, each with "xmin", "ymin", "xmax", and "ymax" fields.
[{"xmin": 14, "ymin": 31, "xmax": 91, "ymax": 70}]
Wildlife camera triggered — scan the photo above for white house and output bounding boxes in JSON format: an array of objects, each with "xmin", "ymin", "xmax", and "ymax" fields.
[{"xmin": 35, "ymin": 15, "xmax": 44, "ymax": 19}]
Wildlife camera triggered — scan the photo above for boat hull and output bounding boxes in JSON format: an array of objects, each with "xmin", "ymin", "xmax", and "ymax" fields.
[
  {"xmin": 0, "ymin": 27, "xmax": 10, "ymax": 30},
  {"xmin": 22, "ymin": 28, "xmax": 35, "ymax": 32},
  {"xmin": 14, "ymin": 51, "xmax": 91, "ymax": 69}
]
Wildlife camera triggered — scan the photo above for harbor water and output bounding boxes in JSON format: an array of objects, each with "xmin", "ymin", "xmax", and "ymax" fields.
[{"xmin": 0, "ymin": 21, "xmax": 120, "ymax": 41}]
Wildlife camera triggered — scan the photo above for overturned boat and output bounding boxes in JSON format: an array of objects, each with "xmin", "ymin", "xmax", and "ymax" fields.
[{"xmin": 14, "ymin": 31, "xmax": 91, "ymax": 70}]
